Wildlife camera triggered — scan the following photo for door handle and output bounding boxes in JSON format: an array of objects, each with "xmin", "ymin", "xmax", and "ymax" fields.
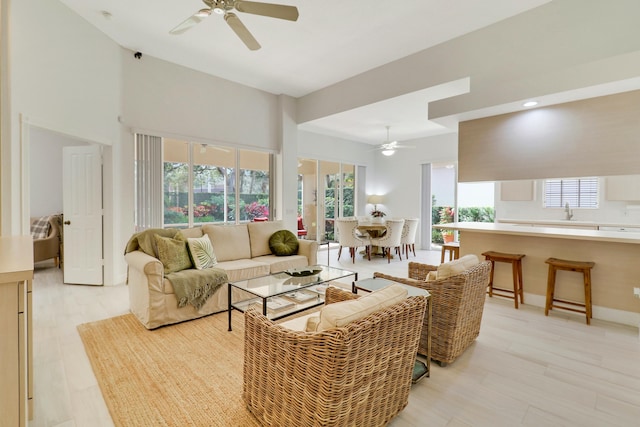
[{"xmin": 64, "ymin": 220, "xmax": 71, "ymax": 225}]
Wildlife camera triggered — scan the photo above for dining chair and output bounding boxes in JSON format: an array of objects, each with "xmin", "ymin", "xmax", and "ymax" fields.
[
  {"xmin": 370, "ymin": 219, "xmax": 405, "ymax": 263},
  {"xmin": 335, "ymin": 217, "xmax": 371, "ymax": 262},
  {"xmin": 400, "ymin": 218, "xmax": 419, "ymax": 258}
]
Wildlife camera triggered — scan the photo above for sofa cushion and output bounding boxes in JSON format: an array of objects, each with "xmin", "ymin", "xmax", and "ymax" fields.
[
  {"xmin": 269, "ymin": 230, "xmax": 299, "ymax": 256},
  {"xmin": 31, "ymin": 216, "xmax": 51, "ymax": 239},
  {"xmin": 214, "ymin": 259, "xmax": 271, "ymax": 283},
  {"xmin": 436, "ymin": 254, "xmax": 480, "ymax": 280},
  {"xmin": 252, "ymin": 254, "xmax": 308, "ymax": 274},
  {"xmin": 180, "ymin": 227, "xmax": 203, "ymax": 239},
  {"xmin": 203, "ymin": 224, "xmax": 251, "ymax": 262},
  {"xmin": 187, "ymin": 234, "xmax": 217, "ymax": 270},
  {"xmin": 247, "ymin": 221, "xmax": 284, "ymax": 257},
  {"xmin": 154, "ymin": 234, "xmax": 193, "ymax": 274},
  {"xmin": 309, "ymin": 284, "xmax": 408, "ymax": 332}
]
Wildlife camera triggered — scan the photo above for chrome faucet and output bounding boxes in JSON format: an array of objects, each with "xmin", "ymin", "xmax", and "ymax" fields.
[{"xmin": 564, "ymin": 202, "xmax": 573, "ymax": 220}]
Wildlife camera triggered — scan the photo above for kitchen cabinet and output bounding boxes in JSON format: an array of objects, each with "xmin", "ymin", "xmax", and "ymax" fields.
[
  {"xmin": 605, "ymin": 175, "xmax": 640, "ymax": 201},
  {"xmin": 0, "ymin": 237, "xmax": 34, "ymax": 427}
]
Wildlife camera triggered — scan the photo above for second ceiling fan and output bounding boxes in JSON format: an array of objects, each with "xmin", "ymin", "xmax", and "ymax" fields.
[
  {"xmin": 373, "ymin": 126, "xmax": 415, "ymax": 156},
  {"xmin": 170, "ymin": 0, "xmax": 299, "ymax": 51}
]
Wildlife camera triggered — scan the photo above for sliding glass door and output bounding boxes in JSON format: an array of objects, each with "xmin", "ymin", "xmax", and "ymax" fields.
[{"xmin": 297, "ymin": 159, "xmax": 357, "ymax": 242}]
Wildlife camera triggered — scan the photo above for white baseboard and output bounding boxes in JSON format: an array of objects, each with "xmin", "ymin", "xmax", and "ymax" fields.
[{"xmin": 522, "ymin": 292, "xmax": 640, "ymax": 328}]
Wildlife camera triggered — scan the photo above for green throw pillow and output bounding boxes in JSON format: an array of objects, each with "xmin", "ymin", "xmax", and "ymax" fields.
[
  {"xmin": 187, "ymin": 234, "xmax": 217, "ymax": 270},
  {"xmin": 269, "ymin": 230, "xmax": 299, "ymax": 256},
  {"xmin": 154, "ymin": 233, "xmax": 193, "ymax": 274}
]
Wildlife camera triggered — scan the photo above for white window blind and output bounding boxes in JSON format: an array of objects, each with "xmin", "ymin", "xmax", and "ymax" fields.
[
  {"xmin": 134, "ymin": 134, "xmax": 163, "ymax": 230},
  {"xmin": 544, "ymin": 178, "xmax": 598, "ymax": 208}
]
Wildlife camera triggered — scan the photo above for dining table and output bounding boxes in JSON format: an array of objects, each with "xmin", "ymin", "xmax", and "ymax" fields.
[
  {"xmin": 356, "ymin": 222, "xmax": 389, "ymax": 258},
  {"xmin": 356, "ymin": 223, "xmax": 387, "ymax": 238}
]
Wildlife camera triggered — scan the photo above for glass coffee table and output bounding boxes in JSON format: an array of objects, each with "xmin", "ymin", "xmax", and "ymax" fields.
[{"xmin": 227, "ymin": 265, "xmax": 357, "ymax": 331}]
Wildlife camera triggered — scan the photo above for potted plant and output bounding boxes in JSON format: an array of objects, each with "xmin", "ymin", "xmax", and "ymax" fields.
[
  {"xmin": 439, "ymin": 206, "xmax": 455, "ymax": 243},
  {"xmin": 442, "ymin": 230, "xmax": 455, "ymax": 243},
  {"xmin": 370, "ymin": 207, "xmax": 386, "ymax": 223}
]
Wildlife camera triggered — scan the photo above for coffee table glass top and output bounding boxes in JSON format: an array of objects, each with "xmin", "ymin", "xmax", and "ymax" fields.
[{"xmin": 232, "ymin": 265, "xmax": 356, "ymax": 298}]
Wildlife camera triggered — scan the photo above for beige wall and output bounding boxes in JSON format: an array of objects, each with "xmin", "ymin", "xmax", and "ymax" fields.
[{"xmin": 458, "ymin": 90, "xmax": 640, "ymax": 182}]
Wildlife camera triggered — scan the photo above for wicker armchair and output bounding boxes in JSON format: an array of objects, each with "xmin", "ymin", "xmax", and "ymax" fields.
[
  {"xmin": 374, "ymin": 260, "xmax": 491, "ymax": 366},
  {"xmin": 243, "ymin": 286, "xmax": 427, "ymax": 427}
]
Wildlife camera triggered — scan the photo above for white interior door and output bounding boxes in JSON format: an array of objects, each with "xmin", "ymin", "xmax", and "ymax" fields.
[{"xmin": 63, "ymin": 145, "xmax": 103, "ymax": 285}]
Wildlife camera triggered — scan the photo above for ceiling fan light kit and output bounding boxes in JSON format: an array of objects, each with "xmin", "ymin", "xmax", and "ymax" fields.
[
  {"xmin": 373, "ymin": 125, "xmax": 414, "ymax": 156},
  {"xmin": 170, "ymin": 0, "xmax": 299, "ymax": 51}
]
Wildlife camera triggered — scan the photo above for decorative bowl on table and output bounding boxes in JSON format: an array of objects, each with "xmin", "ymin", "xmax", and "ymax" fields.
[{"xmin": 284, "ymin": 267, "xmax": 323, "ymax": 277}]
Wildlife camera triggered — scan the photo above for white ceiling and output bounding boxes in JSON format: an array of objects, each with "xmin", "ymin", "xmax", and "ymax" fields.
[{"xmin": 58, "ymin": 0, "xmax": 554, "ymax": 144}]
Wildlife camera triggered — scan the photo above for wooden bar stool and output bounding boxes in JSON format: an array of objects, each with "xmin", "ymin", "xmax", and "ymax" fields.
[
  {"xmin": 481, "ymin": 251, "xmax": 525, "ymax": 309},
  {"xmin": 544, "ymin": 258, "xmax": 595, "ymax": 325},
  {"xmin": 441, "ymin": 242, "xmax": 460, "ymax": 263}
]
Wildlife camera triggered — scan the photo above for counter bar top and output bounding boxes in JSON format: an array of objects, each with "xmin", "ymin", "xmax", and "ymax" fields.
[
  {"xmin": 434, "ymin": 222, "xmax": 640, "ymax": 244},
  {"xmin": 497, "ymin": 218, "xmax": 640, "ymax": 229}
]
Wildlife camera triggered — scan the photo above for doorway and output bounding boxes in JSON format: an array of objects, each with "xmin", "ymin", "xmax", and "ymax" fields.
[{"xmin": 28, "ymin": 125, "xmax": 104, "ymax": 285}]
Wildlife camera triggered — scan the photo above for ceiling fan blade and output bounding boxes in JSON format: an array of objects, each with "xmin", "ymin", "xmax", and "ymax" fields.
[
  {"xmin": 169, "ymin": 9, "xmax": 211, "ymax": 35},
  {"xmin": 225, "ymin": 13, "xmax": 261, "ymax": 50},
  {"xmin": 234, "ymin": 1, "xmax": 299, "ymax": 21}
]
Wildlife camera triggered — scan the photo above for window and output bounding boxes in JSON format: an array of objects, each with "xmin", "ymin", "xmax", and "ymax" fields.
[
  {"xmin": 544, "ymin": 178, "xmax": 598, "ymax": 208},
  {"xmin": 161, "ymin": 138, "xmax": 271, "ymax": 227}
]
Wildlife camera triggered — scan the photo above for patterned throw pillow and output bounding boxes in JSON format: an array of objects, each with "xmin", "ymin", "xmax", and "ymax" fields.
[
  {"xmin": 154, "ymin": 234, "xmax": 193, "ymax": 274},
  {"xmin": 31, "ymin": 216, "xmax": 51, "ymax": 239},
  {"xmin": 187, "ymin": 235, "xmax": 217, "ymax": 270}
]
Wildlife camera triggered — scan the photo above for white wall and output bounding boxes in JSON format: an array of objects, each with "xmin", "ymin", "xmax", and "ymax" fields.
[
  {"xmin": 29, "ymin": 127, "xmax": 86, "ymax": 217},
  {"xmin": 297, "ymin": 130, "xmax": 375, "ymax": 166},
  {"xmin": 121, "ymin": 51, "xmax": 280, "ymax": 151},
  {"xmin": 8, "ymin": 0, "xmax": 123, "ymax": 284},
  {"xmin": 495, "ymin": 178, "xmax": 640, "ymax": 225},
  {"xmin": 372, "ymin": 132, "xmax": 458, "ymax": 249}
]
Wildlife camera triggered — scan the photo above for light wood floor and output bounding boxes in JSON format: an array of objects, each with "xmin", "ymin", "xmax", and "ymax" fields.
[{"xmin": 30, "ymin": 247, "xmax": 640, "ymax": 426}]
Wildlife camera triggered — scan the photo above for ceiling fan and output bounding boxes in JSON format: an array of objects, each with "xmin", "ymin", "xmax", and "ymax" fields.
[
  {"xmin": 169, "ymin": 0, "xmax": 299, "ymax": 51},
  {"xmin": 373, "ymin": 126, "xmax": 414, "ymax": 156}
]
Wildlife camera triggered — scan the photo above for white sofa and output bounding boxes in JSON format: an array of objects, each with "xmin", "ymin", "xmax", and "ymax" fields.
[{"xmin": 125, "ymin": 221, "xmax": 318, "ymax": 329}]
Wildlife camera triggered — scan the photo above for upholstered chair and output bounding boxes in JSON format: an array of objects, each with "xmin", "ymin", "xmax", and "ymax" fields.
[
  {"xmin": 335, "ymin": 217, "xmax": 370, "ymax": 262},
  {"xmin": 400, "ymin": 218, "xmax": 420, "ymax": 257},
  {"xmin": 31, "ymin": 215, "xmax": 62, "ymax": 267},
  {"xmin": 370, "ymin": 219, "xmax": 405, "ymax": 263}
]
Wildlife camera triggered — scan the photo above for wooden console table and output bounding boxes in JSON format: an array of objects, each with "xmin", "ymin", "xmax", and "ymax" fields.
[{"xmin": 0, "ymin": 236, "xmax": 34, "ymax": 426}]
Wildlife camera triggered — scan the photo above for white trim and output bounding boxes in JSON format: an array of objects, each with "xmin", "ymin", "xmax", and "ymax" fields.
[
  {"xmin": 20, "ymin": 114, "xmax": 29, "ymax": 235},
  {"xmin": 21, "ymin": 115, "xmax": 113, "ymax": 146},
  {"xmin": 130, "ymin": 127, "xmax": 276, "ymax": 154},
  {"xmin": 522, "ymin": 293, "xmax": 640, "ymax": 328}
]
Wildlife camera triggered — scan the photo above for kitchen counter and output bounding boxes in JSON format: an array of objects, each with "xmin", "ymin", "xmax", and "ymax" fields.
[
  {"xmin": 497, "ymin": 218, "xmax": 640, "ymax": 231},
  {"xmin": 435, "ymin": 221, "xmax": 640, "ymax": 244},
  {"xmin": 434, "ymin": 222, "xmax": 640, "ymax": 326}
]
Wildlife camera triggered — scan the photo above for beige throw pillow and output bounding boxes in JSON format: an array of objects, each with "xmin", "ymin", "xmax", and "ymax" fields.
[{"xmin": 307, "ymin": 284, "xmax": 408, "ymax": 332}]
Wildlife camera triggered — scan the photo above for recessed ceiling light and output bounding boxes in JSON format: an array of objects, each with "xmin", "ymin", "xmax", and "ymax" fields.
[{"xmin": 523, "ymin": 101, "xmax": 538, "ymax": 107}]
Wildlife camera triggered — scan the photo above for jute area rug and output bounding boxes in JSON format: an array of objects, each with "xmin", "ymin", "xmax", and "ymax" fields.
[{"xmin": 78, "ymin": 311, "xmax": 260, "ymax": 427}]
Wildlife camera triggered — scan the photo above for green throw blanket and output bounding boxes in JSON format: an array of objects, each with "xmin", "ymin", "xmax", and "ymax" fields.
[
  {"xmin": 166, "ymin": 268, "xmax": 228, "ymax": 310},
  {"xmin": 125, "ymin": 228, "xmax": 228, "ymax": 310}
]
